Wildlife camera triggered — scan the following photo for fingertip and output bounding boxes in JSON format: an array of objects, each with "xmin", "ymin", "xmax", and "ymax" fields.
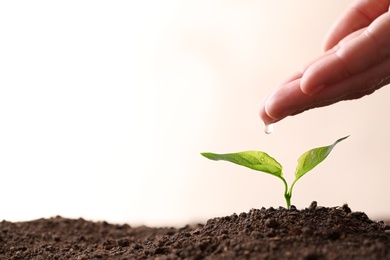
[
  {"xmin": 300, "ymin": 72, "xmax": 313, "ymax": 95},
  {"xmin": 323, "ymin": 42, "xmax": 336, "ymax": 53},
  {"xmin": 301, "ymin": 82, "xmax": 326, "ymax": 96},
  {"xmin": 322, "ymin": 33, "xmax": 335, "ymax": 52},
  {"xmin": 300, "ymin": 68, "xmax": 326, "ymax": 95},
  {"xmin": 259, "ymin": 97, "xmax": 278, "ymax": 126},
  {"xmin": 259, "ymin": 107, "xmax": 274, "ymax": 126},
  {"xmin": 261, "ymin": 94, "xmax": 288, "ymax": 126}
]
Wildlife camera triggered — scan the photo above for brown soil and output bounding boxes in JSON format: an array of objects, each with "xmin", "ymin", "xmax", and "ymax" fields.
[{"xmin": 1, "ymin": 202, "xmax": 389, "ymax": 260}]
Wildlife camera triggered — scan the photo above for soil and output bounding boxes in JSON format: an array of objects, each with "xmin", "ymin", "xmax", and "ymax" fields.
[{"xmin": 1, "ymin": 202, "xmax": 389, "ymax": 260}]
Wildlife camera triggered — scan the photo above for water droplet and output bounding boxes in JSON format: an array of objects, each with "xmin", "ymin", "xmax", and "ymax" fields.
[{"xmin": 264, "ymin": 123, "xmax": 274, "ymax": 134}]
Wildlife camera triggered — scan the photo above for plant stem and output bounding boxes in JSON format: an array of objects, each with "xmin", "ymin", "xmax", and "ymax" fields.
[
  {"xmin": 286, "ymin": 179, "xmax": 299, "ymax": 209},
  {"xmin": 279, "ymin": 177, "xmax": 290, "ymax": 209},
  {"xmin": 285, "ymin": 192, "xmax": 291, "ymax": 209}
]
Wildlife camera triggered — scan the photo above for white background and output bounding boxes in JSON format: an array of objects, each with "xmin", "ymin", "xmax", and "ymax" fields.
[{"xmin": 1, "ymin": 1, "xmax": 389, "ymax": 227}]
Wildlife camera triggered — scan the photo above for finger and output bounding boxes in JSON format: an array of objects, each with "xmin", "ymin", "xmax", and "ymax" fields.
[
  {"xmin": 259, "ymin": 104, "xmax": 277, "ymax": 125},
  {"xmin": 263, "ymin": 56, "xmax": 390, "ymax": 122},
  {"xmin": 301, "ymin": 12, "xmax": 390, "ymax": 95},
  {"xmin": 260, "ymin": 51, "xmax": 340, "ymax": 124},
  {"xmin": 323, "ymin": 0, "xmax": 390, "ymax": 50},
  {"xmin": 276, "ymin": 29, "xmax": 364, "ymax": 95},
  {"xmin": 260, "ymin": 69, "xmax": 306, "ymax": 125},
  {"xmin": 262, "ymin": 78, "xmax": 307, "ymax": 121}
]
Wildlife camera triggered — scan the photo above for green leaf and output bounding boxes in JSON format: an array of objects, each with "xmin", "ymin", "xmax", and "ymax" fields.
[
  {"xmin": 293, "ymin": 136, "xmax": 349, "ymax": 182},
  {"xmin": 201, "ymin": 151, "xmax": 283, "ymax": 177}
]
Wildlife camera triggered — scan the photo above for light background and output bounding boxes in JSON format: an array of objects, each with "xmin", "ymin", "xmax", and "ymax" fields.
[{"xmin": 1, "ymin": 1, "xmax": 389, "ymax": 227}]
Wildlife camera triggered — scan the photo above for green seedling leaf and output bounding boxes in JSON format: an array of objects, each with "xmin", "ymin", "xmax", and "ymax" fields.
[
  {"xmin": 293, "ymin": 135, "xmax": 349, "ymax": 182},
  {"xmin": 201, "ymin": 151, "xmax": 283, "ymax": 177},
  {"xmin": 285, "ymin": 136, "xmax": 349, "ymax": 207}
]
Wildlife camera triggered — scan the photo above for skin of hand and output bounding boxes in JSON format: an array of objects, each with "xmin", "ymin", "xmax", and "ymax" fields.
[{"xmin": 260, "ymin": 0, "xmax": 390, "ymax": 125}]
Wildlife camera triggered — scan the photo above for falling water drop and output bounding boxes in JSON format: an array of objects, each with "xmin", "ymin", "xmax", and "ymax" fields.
[{"xmin": 264, "ymin": 123, "xmax": 274, "ymax": 134}]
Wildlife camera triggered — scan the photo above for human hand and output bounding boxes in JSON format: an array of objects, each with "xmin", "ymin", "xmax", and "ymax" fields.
[{"xmin": 260, "ymin": 0, "xmax": 390, "ymax": 125}]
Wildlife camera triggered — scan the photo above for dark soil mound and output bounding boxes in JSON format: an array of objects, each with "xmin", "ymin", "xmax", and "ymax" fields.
[{"xmin": 1, "ymin": 202, "xmax": 389, "ymax": 259}]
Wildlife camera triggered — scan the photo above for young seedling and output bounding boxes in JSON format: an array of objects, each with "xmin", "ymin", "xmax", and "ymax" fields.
[{"xmin": 201, "ymin": 136, "xmax": 349, "ymax": 209}]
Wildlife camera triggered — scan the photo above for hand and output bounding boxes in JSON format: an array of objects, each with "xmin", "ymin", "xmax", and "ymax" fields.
[{"xmin": 260, "ymin": 0, "xmax": 390, "ymax": 125}]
